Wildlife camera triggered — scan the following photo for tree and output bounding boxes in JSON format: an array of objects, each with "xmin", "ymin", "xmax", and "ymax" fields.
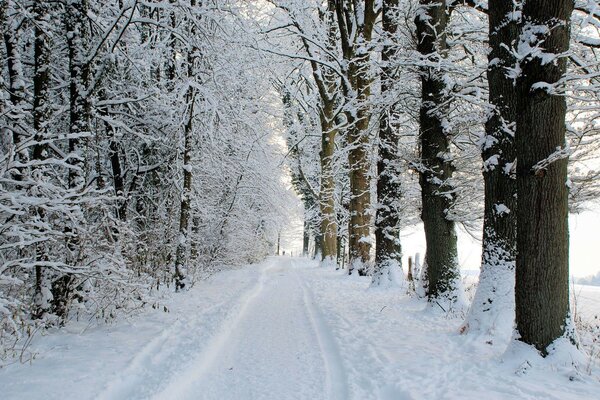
[
  {"xmin": 266, "ymin": 0, "xmax": 343, "ymax": 266},
  {"xmin": 1, "ymin": 0, "xmax": 294, "ymax": 355},
  {"xmin": 334, "ymin": 0, "xmax": 378, "ymax": 274},
  {"xmin": 463, "ymin": 0, "xmax": 518, "ymax": 335},
  {"xmin": 2, "ymin": 0, "xmax": 28, "ymax": 181},
  {"xmin": 414, "ymin": 0, "xmax": 461, "ymax": 303},
  {"xmin": 515, "ymin": 0, "xmax": 574, "ymax": 353},
  {"xmin": 174, "ymin": 0, "xmax": 201, "ymax": 292},
  {"xmin": 31, "ymin": 0, "xmax": 52, "ymax": 318},
  {"xmin": 373, "ymin": 0, "xmax": 403, "ymax": 286},
  {"xmin": 314, "ymin": 1, "xmax": 340, "ymax": 266}
]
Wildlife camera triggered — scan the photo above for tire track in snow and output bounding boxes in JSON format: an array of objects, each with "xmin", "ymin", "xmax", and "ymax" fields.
[
  {"xmin": 94, "ymin": 262, "xmax": 271, "ymax": 400},
  {"xmin": 95, "ymin": 318, "xmax": 184, "ymax": 400},
  {"xmin": 294, "ymin": 263, "xmax": 349, "ymax": 400},
  {"xmin": 94, "ymin": 294, "xmax": 239, "ymax": 400},
  {"xmin": 151, "ymin": 261, "xmax": 274, "ymax": 400},
  {"xmin": 299, "ymin": 265, "xmax": 414, "ymax": 400}
]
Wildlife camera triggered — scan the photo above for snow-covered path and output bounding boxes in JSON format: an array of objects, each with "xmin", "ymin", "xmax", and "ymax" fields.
[
  {"xmin": 152, "ymin": 260, "xmax": 339, "ymax": 400},
  {"xmin": 1, "ymin": 257, "xmax": 599, "ymax": 399}
]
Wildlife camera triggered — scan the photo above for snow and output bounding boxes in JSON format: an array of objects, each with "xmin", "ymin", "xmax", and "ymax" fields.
[
  {"xmin": 1, "ymin": 257, "xmax": 600, "ymax": 399},
  {"xmin": 494, "ymin": 203, "xmax": 511, "ymax": 215}
]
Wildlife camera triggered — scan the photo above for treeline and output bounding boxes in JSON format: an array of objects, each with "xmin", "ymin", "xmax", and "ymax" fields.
[
  {"xmin": 0, "ymin": 0, "xmax": 290, "ymax": 358},
  {"xmin": 272, "ymin": 0, "xmax": 600, "ymax": 354}
]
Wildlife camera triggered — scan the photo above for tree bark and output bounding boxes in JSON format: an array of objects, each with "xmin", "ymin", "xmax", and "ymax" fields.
[
  {"xmin": 308, "ymin": 0, "xmax": 339, "ymax": 266},
  {"xmin": 54, "ymin": 0, "xmax": 91, "ymax": 319},
  {"xmin": 174, "ymin": 0, "xmax": 199, "ymax": 291},
  {"xmin": 31, "ymin": 0, "xmax": 52, "ymax": 319},
  {"xmin": 173, "ymin": 83, "xmax": 193, "ymax": 291},
  {"xmin": 319, "ymin": 98, "xmax": 339, "ymax": 266},
  {"xmin": 515, "ymin": 0, "xmax": 573, "ymax": 353},
  {"xmin": 374, "ymin": 0, "xmax": 402, "ymax": 285},
  {"xmin": 313, "ymin": 231, "xmax": 323, "ymax": 259},
  {"xmin": 335, "ymin": 0, "xmax": 377, "ymax": 274},
  {"xmin": 415, "ymin": 0, "xmax": 460, "ymax": 302},
  {"xmin": 463, "ymin": 0, "xmax": 518, "ymax": 335},
  {"xmin": 303, "ymin": 214, "xmax": 310, "ymax": 257},
  {"xmin": 66, "ymin": 0, "xmax": 90, "ymax": 192},
  {"xmin": 2, "ymin": 0, "xmax": 28, "ymax": 180}
]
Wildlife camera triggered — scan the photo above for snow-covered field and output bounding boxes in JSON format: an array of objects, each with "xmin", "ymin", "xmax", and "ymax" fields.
[{"xmin": 1, "ymin": 257, "xmax": 599, "ymax": 399}]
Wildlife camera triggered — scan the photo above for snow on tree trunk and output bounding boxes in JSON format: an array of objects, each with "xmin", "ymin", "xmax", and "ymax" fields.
[
  {"xmin": 2, "ymin": 0, "xmax": 28, "ymax": 182},
  {"xmin": 31, "ymin": 0, "xmax": 52, "ymax": 319},
  {"xmin": 515, "ymin": 0, "xmax": 574, "ymax": 354},
  {"xmin": 373, "ymin": 0, "xmax": 403, "ymax": 287},
  {"xmin": 415, "ymin": 0, "xmax": 461, "ymax": 306},
  {"xmin": 319, "ymin": 98, "xmax": 338, "ymax": 267},
  {"xmin": 174, "ymin": 1, "xmax": 199, "ymax": 292},
  {"xmin": 462, "ymin": 0, "xmax": 518, "ymax": 338},
  {"xmin": 335, "ymin": 0, "xmax": 377, "ymax": 275},
  {"xmin": 55, "ymin": 0, "xmax": 91, "ymax": 319},
  {"xmin": 174, "ymin": 84, "xmax": 194, "ymax": 291}
]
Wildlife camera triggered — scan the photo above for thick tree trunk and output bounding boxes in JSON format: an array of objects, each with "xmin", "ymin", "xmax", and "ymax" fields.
[
  {"xmin": 415, "ymin": 0, "xmax": 460, "ymax": 302},
  {"xmin": 515, "ymin": 0, "xmax": 573, "ymax": 353},
  {"xmin": 347, "ymin": 103, "xmax": 372, "ymax": 274},
  {"xmin": 319, "ymin": 100, "xmax": 338, "ymax": 265},
  {"xmin": 463, "ymin": 0, "xmax": 518, "ymax": 335},
  {"xmin": 338, "ymin": 0, "xmax": 377, "ymax": 274},
  {"xmin": 373, "ymin": 0, "xmax": 402, "ymax": 286}
]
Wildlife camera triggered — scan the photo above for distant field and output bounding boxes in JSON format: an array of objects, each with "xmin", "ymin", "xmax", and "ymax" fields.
[{"xmin": 573, "ymin": 284, "xmax": 600, "ymax": 320}]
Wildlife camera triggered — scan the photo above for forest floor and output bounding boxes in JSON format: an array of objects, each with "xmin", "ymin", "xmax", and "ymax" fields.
[{"xmin": 1, "ymin": 257, "xmax": 600, "ymax": 399}]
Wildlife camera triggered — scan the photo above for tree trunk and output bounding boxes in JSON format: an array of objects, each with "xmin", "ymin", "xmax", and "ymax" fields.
[
  {"xmin": 66, "ymin": 0, "xmax": 90, "ymax": 192},
  {"xmin": 415, "ymin": 0, "xmax": 460, "ymax": 302},
  {"xmin": 110, "ymin": 136, "xmax": 126, "ymax": 220},
  {"xmin": 319, "ymin": 99, "xmax": 338, "ymax": 266},
  {"xmin": 31, "ymin": 0, "xmax": 52, "ymax": 319},
  {"xmin": 173, "ymin": 86, "xmax": 193, "ymax": 291},
  {"xmin": 515, "ymin": 0, "xmax": 573, "ymax": 353},
  {"xmin": 174, "ymin": 0, "xmax": 199, "ymax": 291},
  {"xmin": 303, "ymin": 216, "xmax": 310, "ymax": 257},
  {"xmin": 313, "ymin": 232, "xmax": 323, "ymax": 260},
  {"xmin": 55, "ymin": 0, "xmax": 91, "ymax": 319},
  {"xmin": 463, "ymin": 0, "xmax": 518, "ymax": 335},
  {"xmin": 336, "ymin": 0, "xmax": 377, "ymax": 274},
  {"xmin": 373, "ymin": 0, "xmax": 402, "ymax": 286},
  {"xmin": 2, "ymin": 0, "xmax": 28, "ymax": 180}
]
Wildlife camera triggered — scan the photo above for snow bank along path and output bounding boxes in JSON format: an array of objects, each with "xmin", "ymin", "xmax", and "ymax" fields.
[{"xmin": 1, "ymin": 257, "xmax": 599, "ymax": 399}]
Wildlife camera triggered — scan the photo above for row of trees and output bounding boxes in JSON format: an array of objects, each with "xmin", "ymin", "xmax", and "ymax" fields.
[
  {"xmin": 0, "ymin": 0, "xmax": 292, "ymax": 358},
  {"xmin": 1, "ymin": 0, "xmax": 598, "ymax": 360},
  {"xmin": 273, "ymin": 0, "xmax": 600, "ymax": 354}
]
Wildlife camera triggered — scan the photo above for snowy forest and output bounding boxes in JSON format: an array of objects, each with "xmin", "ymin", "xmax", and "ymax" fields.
[{"xmin": 2, "ymin": 0, "xmax": 600, "ymax": 398}]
